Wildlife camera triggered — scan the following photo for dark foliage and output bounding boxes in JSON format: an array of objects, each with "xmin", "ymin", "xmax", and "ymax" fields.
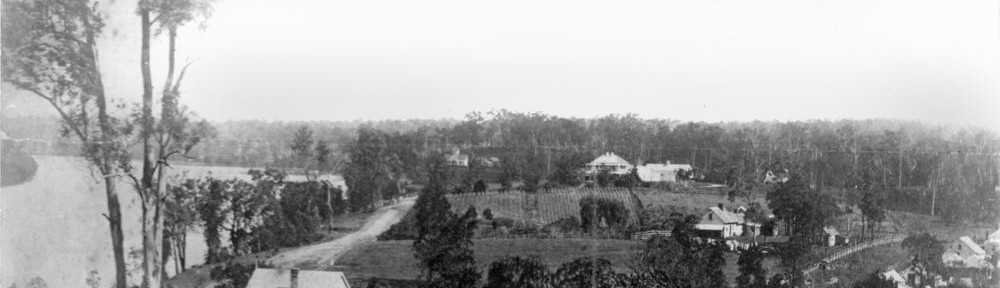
[
  {"xmin": 852, "ymin": 272, "xmax": 896, "ymax": 288},
  {"xmin": 737, "ymin": 245, "xmax": 768, "ymax": 288},
  {"xmin": 579, "ymin": 196, "xmax": 629, "ymax": 233},
  {"xmin": 209, "ymin": 262, "xmax": 254, "ymax": 288},
  {"xmin": 484, "ymin": 256, "xmax": 549, "ymax": 288}
]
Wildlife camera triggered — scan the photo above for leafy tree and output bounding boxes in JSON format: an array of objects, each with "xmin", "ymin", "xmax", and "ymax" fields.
[
  {"xmin": 290, "ymin": 125, "xmax": 315, "ymax": 165},
  {"xmin": 196, "ymin": 179, "xmax": 228, "ymax": 263},
  {"xmin": 162, "ymin": 177, "xmax": 202, "ymax": 275},
  {"xmin": 633, "ymin": 234, "xmax": 728, "ymax": 288},
  {"xmin": 345, "ymin": 127, "xmax": 392, "ymax": 211},
  {"xmin": 767, "ymin": 175, "xmax": 839, "ymax": 238},
  {"xmin": 412, "ymin": 161, "xmax": 480, "ymax": 287},
  {"xmin": 2, "ymin": 1, "xmax": 132, "ymax": 285},
  {"xmin": 135, "ymin": 0, "xmax": 219, "ymax": 285},
  {"xmin": 775, "ymin": 239, "xmax": 810, "ymax": 287},
  {"xmin": 737, "ymin": 246, "xmax": 768, "ymax": 288},
  {"xmin": 473, "ymin": 179, "xmax": 487, "ymax": 192},
  {"xmin": 901, "ymin": 232, "xmax": 945, "ymax": 280},
  {"xmin": 485, "ymin": 256, "xmax": 548, "ymax": 288},
  {"xmin": 852, "ymin": 272, "xmax": 896, "ymax": 288},
  {"xmin": 579, "ymin": 196, "xmax": 628, "ymax": 234}
]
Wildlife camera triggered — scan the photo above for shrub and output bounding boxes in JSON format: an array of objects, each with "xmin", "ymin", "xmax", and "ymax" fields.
[
  {"xmin": 485, "ymin": 256, "xmax": 549, "ymax": 288},
  {"xmin": 483, "ymin": 209, "xmax": 494, "ymax": 220},
  {"xmin": 492, "ymin": 217, "xmax": 517, "ymax": 229},
  {"xmin": 209, "ymin": 262, "xmax": 254, "ymax": 288},
  {"xmin": 544, "ymin": 216, "xmax": 581, "ymax": 233},
  {"xmin": 579, "ymin": 196, "xmax": 628, "ymax": 233}
]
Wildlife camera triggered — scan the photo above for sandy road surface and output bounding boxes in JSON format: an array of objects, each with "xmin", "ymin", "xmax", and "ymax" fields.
[{"xmin": 268, "ymin": 196, "xmax": 416, "ymax": 268}]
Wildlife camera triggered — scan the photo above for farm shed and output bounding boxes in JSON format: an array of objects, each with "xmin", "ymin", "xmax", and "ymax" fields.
[{"xmin": 635, "ymin": 162, "xmax": 692, "ymax": 182}]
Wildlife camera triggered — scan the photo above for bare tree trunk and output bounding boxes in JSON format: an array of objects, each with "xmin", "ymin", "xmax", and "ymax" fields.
[
  {"xmin": 139, "ymin": 9, "xmax": 164, "ymax": 288},
  {"xmin": 102, "ymin": 171, "xmax": 128, "ymax": 288}
]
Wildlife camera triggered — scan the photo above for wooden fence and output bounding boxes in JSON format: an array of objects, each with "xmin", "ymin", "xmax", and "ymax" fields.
[{"xmin": 803, "ymin": 234, "xmax": 907, "ymax": 275}]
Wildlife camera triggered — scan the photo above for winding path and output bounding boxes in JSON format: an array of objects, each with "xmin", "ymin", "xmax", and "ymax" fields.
[{"xmin": 268, "ymin": 196, "xmax": 416, "ymax": 269}]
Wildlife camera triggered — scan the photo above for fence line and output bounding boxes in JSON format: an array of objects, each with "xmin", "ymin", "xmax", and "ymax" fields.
[{"xmin": 803, "ymin": 234, "xmax": 907, "ymax": 275}]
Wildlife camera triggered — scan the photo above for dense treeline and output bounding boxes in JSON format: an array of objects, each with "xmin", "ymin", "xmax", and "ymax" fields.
[
  {"xmin": 6, "ymin": 111, "xmax": 997, "ymax": 222},
  {"xmin": 340, "ymin": 111, "xmax": 998, "ymax": 224}
]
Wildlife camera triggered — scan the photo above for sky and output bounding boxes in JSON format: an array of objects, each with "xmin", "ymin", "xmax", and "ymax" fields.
[{"xmin": 4, "ymin": 0, "xmax": 1000, "ymax": 128}]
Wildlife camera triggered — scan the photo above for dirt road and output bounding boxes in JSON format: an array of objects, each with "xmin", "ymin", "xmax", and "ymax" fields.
[{"xmin": 268, "ymin": 196, "xmax": 416, "ymax": 268}]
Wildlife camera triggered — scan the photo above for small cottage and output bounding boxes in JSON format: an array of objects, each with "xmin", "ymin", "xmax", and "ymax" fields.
[
  {"xmin": 635, "ymin": 161, "xmax": 692, "ymax": 182},
  {"xmin": 445, "ymin": 149, "xmax": 470, "ymax": 166},
  {"xmin": 942, "ymin": 236, "xmax": 988, "ymax": 268}
]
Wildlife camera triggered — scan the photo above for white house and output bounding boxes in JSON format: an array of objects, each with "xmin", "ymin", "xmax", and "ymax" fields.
[
  {"xmin": 984, "ymin": 224, "xmax": 1000, "ymax": 254},
  {"xmin": 584, "ymin": 152, "xmax": 633, "ymax": 175},
  {"xmin": 246, "ymin": 268, "xmax": 351, "ymax": 288},
  {"xmin": 636, "ymin": 161, "xmax": 692, "ymax": 182},
  {"xmin": 694, "ymin": 206, "xmax": 760, "ymax": 239},
  {"xmin": 942, "ymin": 236, "xmax": 988, "ymax": 268},
  {"xmin": 445, "ymin": 149, "xmax": 470, "ymax": 166},
  {"xmin": 881, "ymin": 270, "xmax": 911, "ymax": 288}
]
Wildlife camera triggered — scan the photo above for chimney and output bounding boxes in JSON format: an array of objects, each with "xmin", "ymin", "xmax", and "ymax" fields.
[
  {"xmin": 717, "ymin": 203, "xmax": 724, "ymax": 211},
  {"xmin": 290, "ymin": 268, "xmax": 299, "ymax": 288}
]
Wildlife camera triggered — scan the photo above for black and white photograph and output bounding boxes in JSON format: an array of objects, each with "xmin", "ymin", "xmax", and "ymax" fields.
[{"xmin": 2, "ymin": 0, "xmax": 999, "ymax": 287}]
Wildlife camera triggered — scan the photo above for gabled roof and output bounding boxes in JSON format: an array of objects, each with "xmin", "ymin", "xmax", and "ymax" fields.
[
  {"xmin": 882, "ymin": 270, "xmax": 906, "ymax": 283},
  {"xmin": 639, "ymin": 163, "xmax": 692, "ymax": 171},
  {"xmin": 588, "ymin": 152, "xmax": 631, "ymax": 167},
  {"xmin": 958, "ymin": 236, "xmax": 986, "ymax": 255},
  {"xmin": 823, "ymin": 227, "xmax": 840, "ymax": 236},
  {"xmin": 445, "ymin": 153, "xmax": 469, "ymax": 162},
  {"xmin": 707, "ymin": 207, "xmax": 745, "ymax": 224},
  {"xmin": 445, "ymin": 150, "xmax": 469, "ymax": 163},
  {"xmin": 246, "ymin": 268, "xmax": 351, "ymax": 288},
  {"xmin": 989, "ymin": 228, "xmax": 1000, "ymax": 241}
]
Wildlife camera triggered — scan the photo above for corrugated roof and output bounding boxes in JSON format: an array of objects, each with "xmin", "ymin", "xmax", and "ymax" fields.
[
  {"xmin": 246, "ymin": 268, "xmax": 351, "ymax": 288},
  {"xmin": 708, "ymin": 207, "xmax": 744, "ymax": 224},
  {"xmin": 823, "ymin": 227, "xmax": 840, "ymax": 236},
  {"xmin": 587, "ymin": 152, "xmax": 631, "ymax": 166},
  {"xmin": 958, "ymin": 236, "xmax": 986, "ymax": 255}
]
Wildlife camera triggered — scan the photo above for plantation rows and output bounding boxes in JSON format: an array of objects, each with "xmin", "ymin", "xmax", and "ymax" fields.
[{"xmin": 445, "ymin": 188, "xmax": 642, "ymax": 226}]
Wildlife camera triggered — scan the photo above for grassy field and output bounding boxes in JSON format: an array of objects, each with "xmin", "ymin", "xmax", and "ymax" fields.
[{"xmin": 445, "ymin": 188, "xmax": 641, "ymax": 226}]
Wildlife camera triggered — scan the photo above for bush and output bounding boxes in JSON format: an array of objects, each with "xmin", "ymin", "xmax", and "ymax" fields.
[
  {"xmin": 492, "ymin": 217, "xmax": 517, "ymax": 229},
  {"xmin": 544, "ymin": 216, "xmax": 581, "ymax": 233},
  {"xmin": 483, "ymin": 209, "xmax": 494, "ymax": 220},
  {"xmin": 485, "ymin": 256, "xmax": 548, "ymax": 288},
  {"xmin": 210, "ymin": 262, "xmax": 254, "ymax": 288},
  {"xmin": 579, "ymin": 196, "xmax": 628, "ymax": 233}
]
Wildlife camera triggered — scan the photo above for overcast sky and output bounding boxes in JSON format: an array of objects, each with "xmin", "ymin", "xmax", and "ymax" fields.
[{"xmin": 5, "ymin": 0, "xmax": 1000, "ymax": 128}]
